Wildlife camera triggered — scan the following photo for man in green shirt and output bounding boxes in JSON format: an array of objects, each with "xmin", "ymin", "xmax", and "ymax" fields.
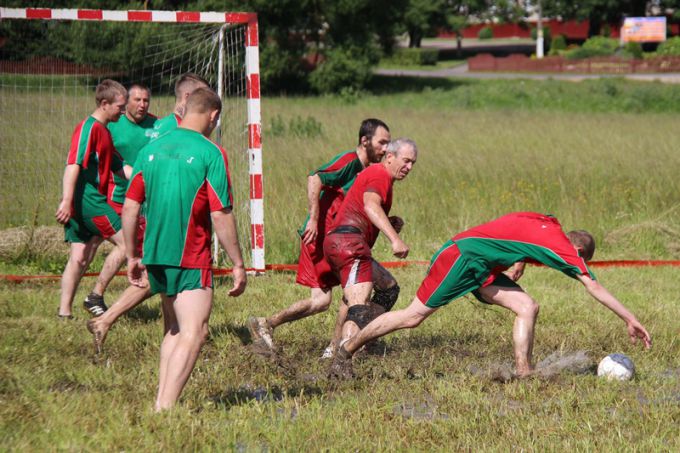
[{"xmin": 123, "ymin": 87, "xmax": 246, "ymax": 411}]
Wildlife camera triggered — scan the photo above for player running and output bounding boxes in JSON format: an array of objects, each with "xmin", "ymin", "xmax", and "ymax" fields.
[
  {"xmin": 247, "ymin": 119, "xmax": 399, "ymax": 358},
  {"xmin": 56, "ymin": 80, "xmax": 130, "ymax": 319},
  {"xmin": 329, "ymin": 212, "xmax": 652, "ymax": 379},
  {"xmin": 123, "ymin": 87, "xmax": 246, "ymax": 411},
  {"xmin": 324, "ymin": 138, "xmax": 417, "ymax": 350}
]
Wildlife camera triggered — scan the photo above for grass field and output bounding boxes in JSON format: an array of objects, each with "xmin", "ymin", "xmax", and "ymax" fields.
[
  {"xmin": 2, "ymin": 265, "xmax": 679, "ymax": 450},
  {"xmin": 2, "ymin": 77, "xmax": 680, "ymax": 450}
]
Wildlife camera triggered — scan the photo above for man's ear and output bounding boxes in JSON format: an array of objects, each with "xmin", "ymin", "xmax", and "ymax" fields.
[{"xmin": 209, "ymin": 109, "xmax": 220, "ymax": 124}]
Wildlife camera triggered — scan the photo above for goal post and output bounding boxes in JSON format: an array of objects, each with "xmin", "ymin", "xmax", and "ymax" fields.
[{"xmin": 0, "ymin": 7, "xmax": 265, "ymax": 272}]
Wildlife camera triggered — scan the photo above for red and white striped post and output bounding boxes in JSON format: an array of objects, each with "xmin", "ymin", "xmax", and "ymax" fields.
[{"xmin": 0, "ymin": 7, "xmax": 266, "ymax": 273}]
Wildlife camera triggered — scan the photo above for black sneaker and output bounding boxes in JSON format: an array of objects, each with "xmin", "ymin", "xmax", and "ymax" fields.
[{"xmin": 83, "ymin": 292, "xmax": 107, "ymax": 317}]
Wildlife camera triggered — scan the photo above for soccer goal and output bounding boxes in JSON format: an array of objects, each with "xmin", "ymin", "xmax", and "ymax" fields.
[{"xmin": 0, "ymin": 7, "xmax": 265, "ymax": 272}]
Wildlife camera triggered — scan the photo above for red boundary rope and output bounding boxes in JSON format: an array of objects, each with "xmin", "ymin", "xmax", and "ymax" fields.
[{"xmin": 2, "ymin": 259, "xmax": 680, "ymax": 283}]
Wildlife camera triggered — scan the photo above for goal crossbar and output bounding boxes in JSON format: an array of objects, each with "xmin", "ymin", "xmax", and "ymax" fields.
[{"xmin": 0, "ymin": 7, "xmax": 265, "ymax": 272}]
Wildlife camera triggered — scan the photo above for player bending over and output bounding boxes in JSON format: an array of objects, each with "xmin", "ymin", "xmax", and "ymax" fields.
[
  {"xmin": 324, "ymin": 138, "xmax": 417, "ymax": 350},
  {"xmin": 56, "ymin": 80, "xmax": 130, "ymax": 319},
  {"xmin": 247, "ymin": 119, "xmax": 400, "ymax": 358},
  {"xmin": 123, "ymin": 87, "xmax": 246, "ymax": 411},
  {"xmin": 329, "ymin": 212, "xmax": 652, "ymax": 379}
]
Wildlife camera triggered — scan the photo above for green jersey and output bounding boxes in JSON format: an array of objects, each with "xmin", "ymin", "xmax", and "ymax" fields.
[
  {"xmin": 107, "ymin": 113, "xmax": 158, "ymax": 204},
  {"xmin": 126, "ymin": 128, "xmax": 233, "ymax": 268},
  {"xmin": 151, "ymin": 113, "xmax": 181, "ymax": 140}
]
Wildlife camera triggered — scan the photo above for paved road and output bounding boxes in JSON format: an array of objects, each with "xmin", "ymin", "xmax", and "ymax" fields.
[{"xmin": 375, "ymin": 62, "xmax": 680, "ymax": 84}]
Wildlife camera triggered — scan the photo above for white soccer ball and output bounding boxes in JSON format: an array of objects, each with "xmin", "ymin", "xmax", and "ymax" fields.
[{"xmin": 597, "ymin": 353, "xmax": 635, "ymax": 381}]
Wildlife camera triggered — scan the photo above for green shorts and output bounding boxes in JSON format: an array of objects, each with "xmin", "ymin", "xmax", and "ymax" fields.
[
  {"xmin": 416, "ymin": 240, "xmax": 521, "ymax": 309},
  {"xmin": 146, "ymin": 265, "xmax": 213, "ymax": 297},
  {"xmin": 64, "ymin": 198, "xmax": 121, "ymax": 243}
]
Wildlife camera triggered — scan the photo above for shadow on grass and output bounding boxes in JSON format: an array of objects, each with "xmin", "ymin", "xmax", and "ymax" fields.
[
  {"xmin": 368, "ymin": 74, "xmax": 471, "ymax": 95},
  {"xmin": 210, "ymin": 322, "xmax": 251, "ymax": 345},
  {"xmin": 210, "ymin": 383, "xmax": 324, "ymax": 410},
  {"xmin": 124, "ymin": 304, "xmax": 161, "ymax": 323}
]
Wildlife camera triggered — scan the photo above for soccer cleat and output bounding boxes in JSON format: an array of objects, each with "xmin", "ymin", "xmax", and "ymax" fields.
[
  {"xmin": 320, "ymin": 345, "xmax": 334, "ymax": 359},
  {"xmin": 83, "ymin": 292, "xmax": 108, "ymax": 317},
  {"xmin": 246, "ymin": 317, "xmax": 275, "ymax": 351},
  {"xmin": 327, "ymin": 345, "xmax": 354, "ymax": 380}
]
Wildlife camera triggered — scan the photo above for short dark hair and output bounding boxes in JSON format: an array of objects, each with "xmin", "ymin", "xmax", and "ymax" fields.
[
  {"xmin": 128, "ymin": 83, "xmax": 151, "ymax": 97},
  {"xmin": 567, "ymin": 230, "xmax": 596, "ymax": 261},
  {"xmin": 174, "ymin": 73, "xmax": 210, "ymax": 99},
  {"xmin": 185, "ymin": 87, "xmax": 222, "ymax": 114},
  {"xmin": 358, "ymin": 118, "xmax": 389, "ymax": 146},
  {"xmin": 95, "ymin": 79, "xmax": 126, "ymax": 106}
]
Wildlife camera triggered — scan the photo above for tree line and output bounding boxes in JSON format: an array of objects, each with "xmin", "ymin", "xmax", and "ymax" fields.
[{"xmin": 2, "ymin": 0, "xmax": 680, "ymax": 93}]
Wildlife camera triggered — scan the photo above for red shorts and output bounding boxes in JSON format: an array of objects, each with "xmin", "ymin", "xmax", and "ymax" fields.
[
  {"xmin": 323, "ymin": 232, "xmax": 373, "ymax": 288},
  {"xmin": 295, "ymin": 237, "xmax": 339, "ymax": 289}
]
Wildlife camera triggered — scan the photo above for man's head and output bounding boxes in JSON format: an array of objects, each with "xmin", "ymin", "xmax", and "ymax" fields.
[
  {"xmin": 174, "ymin": 73, "xmax": 210, "ymax": 117},
  {"xmin": 383, "ymin": 138, "xmax": 418, "ymax": 181},
  {"xmin": 358, "ymin": 118, "xmax": 390, "ymax": 163},
  {"xmin": 95, "ymin": 79, "xmax": 127, "ymax": 123},
  {"xmin": 183, "ymin": 87, "xmax": 222, "ymax": 137},
  {"xmin": 125, "ymin": 84, "xmax": 151, "ymax": 124},
  {"xmin": 567, "ymin": 230, "xmax": 596, "ymax": 261}
]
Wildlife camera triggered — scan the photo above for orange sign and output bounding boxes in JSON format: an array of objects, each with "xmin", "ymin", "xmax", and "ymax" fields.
[{"xmin": 621, "ymin": 17, "xmax": 666, "ymax": 43}]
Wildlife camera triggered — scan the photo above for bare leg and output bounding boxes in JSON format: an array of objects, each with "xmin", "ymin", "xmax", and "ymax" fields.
[
  {"xmin": 87, "ymin": 284, "xmax": 153, "ymax": 352},
  {"xmin": 155, "ymin": 288, "xmax": 212, "ymax": 411},
  {"xmin": 91, "ymin": 230, "xmax": 126, "ymax": 296},
  {"xmin": 476, "ymin": 285, "xmax": 540, "ymax": 377},
  {"xmin": 58, "ymin": 238, "xmax": 100, "ymax": 316},
  {"xmin": 344, "ymin": 297, "xmax": 436, "ymax": 354},
  {"xmin": 156, "ymin": 294, "xmax": 179, "ymax": 408},
  {"xmin": 267, "ymin": 287, "xmax": 332, "ymax": 329}
]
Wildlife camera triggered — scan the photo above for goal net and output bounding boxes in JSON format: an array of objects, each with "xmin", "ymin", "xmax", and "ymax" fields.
[{"xmin": 0, "ymin": 8, "xmax": 265, "ymax": 271}]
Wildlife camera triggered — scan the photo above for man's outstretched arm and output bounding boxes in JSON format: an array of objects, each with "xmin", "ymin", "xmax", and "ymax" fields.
[{"xmin": 577, "ymin": 274, "xmax": 652, "ymax": 348}]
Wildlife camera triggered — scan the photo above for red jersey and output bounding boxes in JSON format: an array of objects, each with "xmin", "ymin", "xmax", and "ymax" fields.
[
  {"xmin": 332, "ymin": 163, "xmax": 393, "ymax": 247},
  {"xmin": 453, "ymin": 212, "xmax": 594, "ymax": 280}
]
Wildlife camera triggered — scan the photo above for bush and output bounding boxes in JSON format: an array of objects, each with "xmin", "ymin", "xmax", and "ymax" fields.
[
  {"xmin": 657, "ymin": 36, "xmax": 680, "ymax": 56},
  {"xmin": 564, "ymin": 36, "xmax": 619, "ymax": 59},
  {"xmin": 622, "ymin": 41, "xmax": 643, "ymax": 59},
  {"xmin": 478, "ymin": 27, "xmax": 493, "ymax": 40},
  {"xmin": 582, "ymin": 36, "xmax": 619, "ymax": 55},
  {"xmin": 530, "ymin": 26, "xmax": 552, "ymax": 44},
  {"xmin": 549, "ymin": 34, "xmax": 567, "ymax": 56},
  {"xmin": 309, "ymin": 48, "xmax": 372, "ymax": 94},
  {"xmin": 383, "ymin": 48, "xmax": 439, "ymax": 66}
]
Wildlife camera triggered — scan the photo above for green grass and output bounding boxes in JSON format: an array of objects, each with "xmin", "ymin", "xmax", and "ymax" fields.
[
  {"xmin": 2, "ymin": 77, "xmax": 680, "ymax": 449},
  {"xmin": 376, "ymin": 59, "xmax": 467, "ymax": 71},
  {"xmin": 1, "ymin": 266, "xmax": 679, "ymax": 450}
]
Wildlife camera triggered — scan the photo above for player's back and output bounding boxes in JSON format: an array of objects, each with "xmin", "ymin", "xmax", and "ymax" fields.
[{"xmin": 134, "ymin": 128, "xmax": 229, "ymax": 268}]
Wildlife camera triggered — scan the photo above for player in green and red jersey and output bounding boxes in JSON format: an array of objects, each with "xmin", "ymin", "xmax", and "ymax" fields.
[
  {"xmin": 84, "ymin": 84, "xmax": 159, "ymax": 348},
  {"xmin": 107, "ymin": 84, "xmax": 158, "ymax": 211},
  {"xmin": 152, "ymin": 73, "xmax": 208, "ymax": 138},
  {"xmin": 123, "ymin": 88, "xmax": 246, "ymax": 411},
  {"xmin": 55, "ymin": 80, "xmax": 130, "ymax": 320},
  {"xmin": 247, "ymin": 119, "xmax": 399, "ymax": 357},
  {"xmin": 330, "ymin": 212, "xmax": 652, "ymax": 379},
  {"xmin": 323, "ymin": 138, "xmax": 417, "ymax": 351}
]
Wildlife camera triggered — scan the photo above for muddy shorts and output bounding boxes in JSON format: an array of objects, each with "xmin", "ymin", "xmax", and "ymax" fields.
[
  {"xmin": 323, "ymin": 228, "xmax": 373, "ymax": 289},
  {"xmin": 295, "ymin": 235, "xmax": 340, "ymax": 289}
]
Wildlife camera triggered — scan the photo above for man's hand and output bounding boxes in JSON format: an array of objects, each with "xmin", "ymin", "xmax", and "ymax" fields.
[
  {"xmin": 301, "ymin": 219, "xmax": 319, "ymax": 245},
  {"xmin": 627, "ymin": 318, "xmax": 652, "ymax": 349},
  {"xmin": 229, "ymin": 265, "xmax": 247, "ymax": 296},
  {"xmin": 389, "ymin": 216, "xmax": 404, "ymax": 234},
  {"xmin": 55, "ymin": 200, "xmax": 73, "ymax": 225},
  {"xmin": 391, "ymin": 237, "xmax": 409, "ymax": 258},
  {"xmin": 506, "ymin": 261, "xmax": 526, "ymax": 281},
  {"xmin": 127, "ymin": 257, "xmax": 148, "ymax": 288}
]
